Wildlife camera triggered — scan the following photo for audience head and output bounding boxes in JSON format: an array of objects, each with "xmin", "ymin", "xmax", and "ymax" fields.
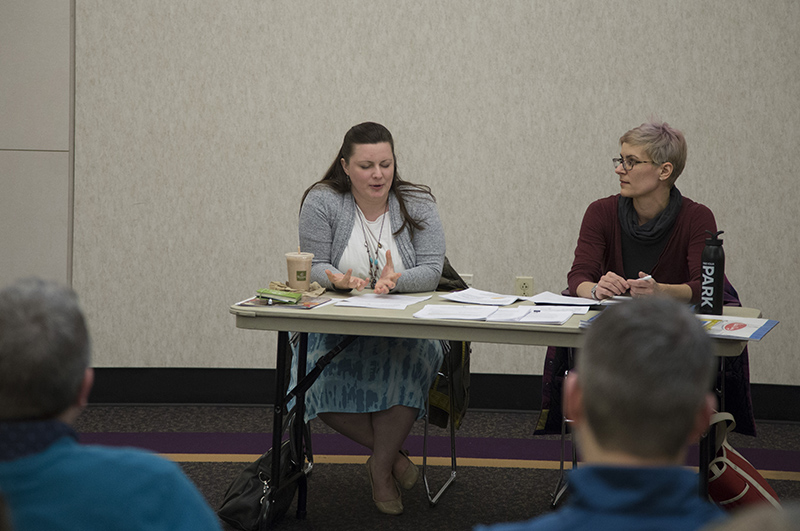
[
  {"xmin": 619, "ymin": 120, "xmax": 687, "ymax": 185},
  {"xmin": 0, "ymin": 278, "xmax": 92, "ymax": 421},
  {"xmin": 566, "ymin": 297, "xmax": 715, "ymax": 463}
]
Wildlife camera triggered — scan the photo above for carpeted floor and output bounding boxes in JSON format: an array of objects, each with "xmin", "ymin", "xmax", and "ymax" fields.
[{"xmin": 74, "ymin": 406, "xmax": 800, "ymax": 530}]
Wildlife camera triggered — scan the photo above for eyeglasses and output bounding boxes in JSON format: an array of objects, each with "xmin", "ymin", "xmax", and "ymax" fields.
[{"xmin": 612, "ymin": 157, "xmax": 654, "ymax": 171}]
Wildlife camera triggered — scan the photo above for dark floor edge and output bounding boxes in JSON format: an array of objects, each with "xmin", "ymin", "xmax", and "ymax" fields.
[{"xmin": 88, "ymin": 368, "xmax": 800, "ymax": 422}]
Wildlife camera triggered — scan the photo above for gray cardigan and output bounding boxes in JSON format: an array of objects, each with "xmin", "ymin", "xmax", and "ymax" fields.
[{"xmin": 299, "ymin": 185, "xmax": 445, "ymax": 292}]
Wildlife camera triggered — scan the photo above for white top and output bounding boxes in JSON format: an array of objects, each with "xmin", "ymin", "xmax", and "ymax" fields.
[{"xmin": 339, "ymin": 207, "xmax": 406, "ymax": 282}]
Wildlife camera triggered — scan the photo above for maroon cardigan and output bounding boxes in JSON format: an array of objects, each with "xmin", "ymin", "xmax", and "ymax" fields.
[
  {"xmin": 567, "ymin": 194, "xmax": 716, "ymax": 304},
  {"xmin": 537, "ymin": 193, "xmax": 755, "ymax": 436}
]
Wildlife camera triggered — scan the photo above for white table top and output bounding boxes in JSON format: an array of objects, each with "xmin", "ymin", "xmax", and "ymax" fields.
[{"xmin": 232, "ymin": 291, "xmax": 761, "ymax": 356}]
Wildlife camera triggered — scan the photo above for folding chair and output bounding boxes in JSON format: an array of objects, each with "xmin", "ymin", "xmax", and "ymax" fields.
[
  {"xmin": 551, "ymin": 355, "xmax": 578, "ymax": 508},
  {"xmin": 422, "ymin": 339, "xmax": 470, "ymax": 506}
]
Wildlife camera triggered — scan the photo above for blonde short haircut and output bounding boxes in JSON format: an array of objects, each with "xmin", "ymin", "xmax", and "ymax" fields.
[{"xmin": 620, "ymin": 121, "xmax": 687, "ymax": 186}]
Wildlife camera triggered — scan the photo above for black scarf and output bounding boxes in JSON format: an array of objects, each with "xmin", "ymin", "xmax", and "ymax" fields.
[{"xmin": 618, "ymin": 186, "xmax": 683, "ymax": 243}]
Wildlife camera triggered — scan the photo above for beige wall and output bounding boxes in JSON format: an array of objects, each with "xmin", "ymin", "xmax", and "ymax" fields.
[
  {"xmin": 7, "ymin": 1, "xmax": 800, "ymax": 386},
  {"xmin": 0, "ymin": 1, "xmax": 72, "ymax": 286}
]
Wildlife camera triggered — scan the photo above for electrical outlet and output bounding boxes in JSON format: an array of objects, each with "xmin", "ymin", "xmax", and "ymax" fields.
[
  {"xmin": 460, "ymin": 273, "xmax": 474, "ymax": 287},
  {"xmin": 515, "ymin": 276, "xmax": 534, "ymax": 297}
]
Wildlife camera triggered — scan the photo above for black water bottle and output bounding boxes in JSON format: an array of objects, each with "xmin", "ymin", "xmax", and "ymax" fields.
[{"xmin": 700, "ymin": 230, "xmax": 725, "ymax": 315}]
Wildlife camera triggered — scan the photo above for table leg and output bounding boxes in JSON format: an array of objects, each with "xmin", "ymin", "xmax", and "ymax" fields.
[
  {"xmin": 295, "ymin": 333, "xmax": 308, "ymax": 519},
  {"xmin": 699, "ymin": 431, "xmax": 711, "ymax": 498},
  {"xmin": 270, "ymin": 331, "xmax": 290, "ymax": 498},
  {"xmin": 270, "ymin": 333, "xmax": 355, "ymax": 520},
  {"xmin": 699, "ymin": 357, "xmax": 725, "ymax": 499},
  {"xmin": 718, "ymin": 357, "xmax": 726, "ymax": 415}
]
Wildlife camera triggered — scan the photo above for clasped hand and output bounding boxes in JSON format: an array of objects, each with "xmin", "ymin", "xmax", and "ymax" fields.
[
  {"xmin": 595, "ymin": 271, "xmax": 657, "ymax": 299},
  {"xmin": 325, "ymin": 250, "xmax": 402, "ymax": 295}
]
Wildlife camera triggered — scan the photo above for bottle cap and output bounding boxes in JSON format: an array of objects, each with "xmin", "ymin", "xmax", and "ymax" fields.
[{"xmin": 705, "ymin": 230, "xmax": 724, "ymax": 245}]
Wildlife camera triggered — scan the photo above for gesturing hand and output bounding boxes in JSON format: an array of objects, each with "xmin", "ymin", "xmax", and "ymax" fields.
[
  {"xmin": 373, "ymin": 250, "xmax": 402, "ymax": 295},
  {"xmin": 325, "ymin": 268, "xmax": 370, "ymax": 291}
]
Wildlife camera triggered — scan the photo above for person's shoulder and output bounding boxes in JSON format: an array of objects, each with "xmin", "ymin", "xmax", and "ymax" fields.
[
  {"xmin": 592, "ymin": 194, "xmax": 619, "ymax": 206},
  {"xmin": 75, "ymin": 445, "xmax": 221, "ymax": 527},
  {"xmin": 303, "ymin": 184, "xmax": 349, "ymax": 214},
  {"xmin": 678, "ymin": 195, "xmax": 716, "ymax": 223},
  {"xmin": 680, "ymin": 195, "xmax": 714, "ymax": 213},
  {"xmin": 11, "ymin": 441, "xmax": 219, "ymax": 530},
  {"xmin": 76, "ymin": 443, "xmax": 185, "ymax": 478},
  {"xmin": 10, "ymin": 438, "xmax": 171, "ymax": 480},
  {"xmin": 584, "ymin": 194, "xmax": 619, "ymax": 216},
  {"xmin": 306, "ymin": 183, "xmax": 342, "ymax": 202}
]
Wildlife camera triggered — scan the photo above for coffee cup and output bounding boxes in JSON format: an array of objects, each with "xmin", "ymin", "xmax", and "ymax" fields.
[{"xmin": 285, "ymin": 251, "xmax": 314, "ymax": 291}]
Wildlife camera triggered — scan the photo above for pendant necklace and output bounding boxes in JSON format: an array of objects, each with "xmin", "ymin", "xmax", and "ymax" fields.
[{"xmin": 356, "ymin": 199, "xmax": 388, "ymax": 289}]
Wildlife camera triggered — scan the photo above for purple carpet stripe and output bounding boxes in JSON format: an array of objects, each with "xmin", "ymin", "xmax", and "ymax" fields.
[
  {"xmin": 683, "ymin": 444, "xmax": 800, "ymax": 471},
  {"xmin": 77, "ymin": 432, "xmax": 800, "ymax": 473},
  {"xmin": 715, "ymin": 448, "xmax": 800, "ymax": 472},
  {"xmin": 78, "ymin": 432, "xmax": 569, "ymax": 459},
  {"xmin": 403, "ymin": 435, "xmax": 569, "ymax": 461}
]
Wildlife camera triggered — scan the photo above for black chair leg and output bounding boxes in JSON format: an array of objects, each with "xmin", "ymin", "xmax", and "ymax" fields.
[{"xmin": 423, "ymin": 343, "xmax": 458, "ymax": 506}]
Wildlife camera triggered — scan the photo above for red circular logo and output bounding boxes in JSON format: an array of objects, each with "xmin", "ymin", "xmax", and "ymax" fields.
[{"xmin": 724, "ymin": 322, "xmax": 747, "ymax": 331}]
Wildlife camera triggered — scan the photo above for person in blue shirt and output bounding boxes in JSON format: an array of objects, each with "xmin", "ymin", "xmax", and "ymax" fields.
[
  {"xmin": 0, "ymin": 278, "xmax": 222, "ymax": 531},
  {"xmin": 476, "ymin": 297, "xmax": 727, "ymax": 531}
]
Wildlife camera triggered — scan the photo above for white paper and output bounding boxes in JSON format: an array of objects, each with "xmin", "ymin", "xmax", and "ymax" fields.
[
  {"xmin": 696, "ymin": 314, "xmax": 779, "ymax": 341},
  {"xmin": 519, "ymin": 309, "xmax": 574, "ymax": 325},
  {"xmin": 439, "ymin": 287, "xmax": 520, "ymax": 306},
  {"xmin": 480, "ymin": 306, "xmax": 586, "ymax": 323},
  {"xmin": 485, "ymin": 307, "xmax": 533, "ymax": 322},
  {"xmin": 534, "ymin": 305, "xmax": 590, "ymax": 315},
  {"xmin": 412, "ymin": 304, "xmax": 499, "ymax": 320},
  {"xmin": 600, "ymin": 295, "xmax": 629, "ymax": 305},
  {"xmin": 335, "ymin": 293, "xmax": 431, "ymax": 310},
  {"xmin": 527, "ymin": 291, "xmax": 597, "ymax": 306}
]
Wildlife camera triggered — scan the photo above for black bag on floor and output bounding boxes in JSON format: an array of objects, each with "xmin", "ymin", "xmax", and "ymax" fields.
[{"xmin": 217, "ymin": 409, "xmax": 311, "ymax": 530}]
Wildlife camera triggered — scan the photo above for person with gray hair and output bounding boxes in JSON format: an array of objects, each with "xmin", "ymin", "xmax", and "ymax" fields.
[
  {"xmin": 0, "ymin": 278, "xmax": 222, "ymax": 531},
  {"xmin": 477, "ymin": 297, "xmax": 727, "ymax": 530}
]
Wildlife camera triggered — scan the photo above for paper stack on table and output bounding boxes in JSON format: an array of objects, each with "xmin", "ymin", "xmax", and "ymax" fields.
[
  {"xmin": 413, "ymin": 304, "xmax": 583, "ymax": 324},
  {"xmin": 439, "ymin": 288, "xmax": 520, "ymax": 306},
  {"xmin": 411, "ymin": 289, "xmax": 597, "ymax": 322},
  {"xmin": 485, "ymin": 307, "xmax": 578, "ymax": 324},
  {"xmin": 527, "ymin": 291, "xmax": 596, "ymax": 305},
  {"xmin": 413, "ymin": 304, "xmax": 499, "ymax": 320},
  {"xmin": 335, "ymin": 293, "xmax": 432, "ymax": 310}
]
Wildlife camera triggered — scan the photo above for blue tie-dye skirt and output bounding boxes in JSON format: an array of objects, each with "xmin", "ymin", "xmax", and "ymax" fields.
[{"xmin": 289, "ymin": 333, "xmax": 444, "ymax": 422}]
